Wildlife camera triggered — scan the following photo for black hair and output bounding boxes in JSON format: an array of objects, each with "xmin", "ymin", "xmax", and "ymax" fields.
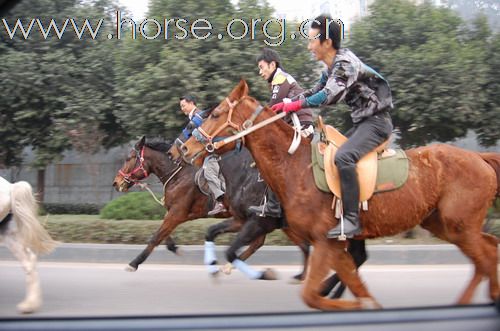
[
  {"xmin": 256, "ymin": 48, "xmax": 282, "ymax": 69},
  {"xmin": 310, "ymin": 15, "xmax": 343, "ymax": 50},
  {"xmin": 180, "ymin": 94, "xmax": 197, "ymax": 105}
]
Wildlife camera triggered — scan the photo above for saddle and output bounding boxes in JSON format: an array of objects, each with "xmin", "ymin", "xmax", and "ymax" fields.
[{"xmin": 317, "ymin": 116, "xmax": 393, "ymax": 202}]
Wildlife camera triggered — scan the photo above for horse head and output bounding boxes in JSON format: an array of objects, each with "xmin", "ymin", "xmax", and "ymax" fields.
[
  {"xmin": 179, "ymin": 79, "xmax": 253, "ymax": 166},
  {"xmin": 113, "ymin": 136, "xmax": 153, "ymax": 192}
]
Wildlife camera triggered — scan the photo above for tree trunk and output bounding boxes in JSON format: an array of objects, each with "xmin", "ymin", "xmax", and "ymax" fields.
[{"xmin": 37, "ymin": 168, "xmax": 45, "ymax": 203}]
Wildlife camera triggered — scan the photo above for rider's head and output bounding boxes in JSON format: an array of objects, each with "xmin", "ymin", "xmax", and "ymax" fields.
[
  {"xmin": 179, "ymin": 95, "xmax": 197, "ymax": 116},
  {"xmin": 307, "ymin": 15, "xmax": 343, "ymax": 63},
  {"xmin": 256, "ymin": 48, "xmax": 281, "ymax": 82}
]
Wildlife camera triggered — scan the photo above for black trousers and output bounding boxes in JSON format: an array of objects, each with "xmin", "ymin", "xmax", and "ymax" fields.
[{"xmin": 334, "ymin": 112, "xmax": 393, "ymax": 167}]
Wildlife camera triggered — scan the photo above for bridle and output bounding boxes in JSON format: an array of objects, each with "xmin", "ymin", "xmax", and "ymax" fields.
[
  {"xmin": 188, "ymin": 96, "xmax": 279, "ymax": 156},
  {"xmin": 118, "ymin": 146, "xmax": 149, "ymax": 184},
  {"xmin": 190, "ymin": 98, "xmax": 242, "ymax": 153}
]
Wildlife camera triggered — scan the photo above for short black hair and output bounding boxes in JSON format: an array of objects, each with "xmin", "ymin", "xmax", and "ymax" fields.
[
  {"xmin": 310, "ymin": 15, "xmax": 343, "ymax": 50},
  {"xmin": 180, "ymin": 94, "xmax": 196, "ymax": 105},
  {"xmin": 256, "ymin": 48, "xmax": 282, "ymax": 69}
]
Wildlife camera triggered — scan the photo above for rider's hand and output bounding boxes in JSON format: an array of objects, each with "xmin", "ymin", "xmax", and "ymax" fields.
[{"xmin": 271, "ymin": 102, "xmax": 284, "ymax": 113}]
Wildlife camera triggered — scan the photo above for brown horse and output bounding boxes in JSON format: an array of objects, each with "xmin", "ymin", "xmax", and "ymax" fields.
[
  {"xmin": 179, "ymin": 80, "xmax": 500, "ymax": 310},
  {"xmin": 113, "ymin": 136, "xmax": 314, "ymax": 281},
  {"xmin": 113, "ymin": 137, "xmax": 234, "ymax": 271}
]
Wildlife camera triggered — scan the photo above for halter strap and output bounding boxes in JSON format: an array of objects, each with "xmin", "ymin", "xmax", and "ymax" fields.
[{"xmin": 119, "ymin": 146, "xmax": 149, "ymax": 183}]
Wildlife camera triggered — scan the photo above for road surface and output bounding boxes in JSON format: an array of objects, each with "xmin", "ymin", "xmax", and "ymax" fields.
[{"xmin": 0, "ymin": 262, "xmax": 492, "ymax": 317}]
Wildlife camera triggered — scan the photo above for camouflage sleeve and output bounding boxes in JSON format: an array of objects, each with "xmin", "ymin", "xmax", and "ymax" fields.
[
  {"xmin": 301, "ymin": 71, "xmax": 328, "ymax": 98},
  {"xmin": 304, "ymin": 61, "xmax": 356, "ymax": 107}
]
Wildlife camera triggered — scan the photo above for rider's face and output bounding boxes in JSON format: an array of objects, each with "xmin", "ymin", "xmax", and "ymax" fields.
[
  {"xmin": 307, "ymin": 28, "xmax": 332, "ymax": 64},
  {"xmin": 180, "ymin": 99, "xmax": 195, "ymax": 116},
  {"xmin": 258, "ymin": 60, "xmax": 276, "ymax": 81}
]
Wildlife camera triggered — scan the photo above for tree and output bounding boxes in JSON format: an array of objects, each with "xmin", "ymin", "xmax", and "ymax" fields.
[
  {"xmin": 347, "ymin": 0, "xmax": 495, "ymax": 148},
  {"xmin": 114, "ymin": 0, "xmax": 317, "ymax": 140},
  {"xmin": 0, "ymin": 0, "xmax": 126, "ymax": 199}
]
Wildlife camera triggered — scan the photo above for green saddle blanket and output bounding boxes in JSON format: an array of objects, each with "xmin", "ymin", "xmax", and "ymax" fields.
[{"xmin": 311, "ymin": 134, "xmax": 409, "ymax": 195}]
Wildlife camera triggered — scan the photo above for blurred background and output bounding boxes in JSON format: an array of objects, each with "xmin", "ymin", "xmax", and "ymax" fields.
[{"xmin": 0, "ymin": 0, "xmax": 499, "ymax": 214}]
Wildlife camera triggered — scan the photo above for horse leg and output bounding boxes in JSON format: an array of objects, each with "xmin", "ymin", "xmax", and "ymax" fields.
[
  {"xmin": 322, "ymin": 239, "xmax": 367, "ymax": 299},
  {"xmin": 4, "ymin": 234, "xmax": 41, "ymax": 314},
  {"xmin": 236, "ymin": 234, "xmax": 265, "ymax": 261},
  {"xmin": 226, "ymin": 219, "xmax": 277, "ymax": 280},
  {"xmin": 302, "ymin": 240, "xmax": 371, "ymax": 310},
  {"xmin": 204, "ymin": 217, "xmax": 242, "ymax": 275},
  {"xmin": 127, "ymin": 212, "xmax": 184, "ymax": 272},
  {"xmin": 164, "ymin": 236, "xmax": 178, "ymax": 254},
  {"xmin": 453, "ymin": 232, "xmax": 499, "ymax": 304},
  {"xmin": 282, "ymin": 228, "xmax": 310, "ymax": 281},
  {"xmin": 422, "ymin": 209, "xmax": 499, "ymax": 304},
  {"xmin": 218, "ymin": 234, "xmax": 266, "ymax": 276}
]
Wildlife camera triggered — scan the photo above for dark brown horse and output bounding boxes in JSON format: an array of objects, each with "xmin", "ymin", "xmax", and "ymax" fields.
[
  {"xmin": 113, "ymin": 137, "xmax": 315, "ymax": 282},
  {"xmin": 179, "ymin": 80, "xmax": 500, "ymax": 310},
  {"xmin": 113, "ymin": 137, "xmax": 228, "ymax": 271}
]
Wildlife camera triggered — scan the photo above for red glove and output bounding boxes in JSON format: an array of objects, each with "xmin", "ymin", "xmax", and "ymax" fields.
[
  {"xmin": 271, "ymin": 102, "xmax": 284, "ymax": 113},
  {"xmin": 271, "ymin": 100, "xmax": 303, "ymax": 113}
]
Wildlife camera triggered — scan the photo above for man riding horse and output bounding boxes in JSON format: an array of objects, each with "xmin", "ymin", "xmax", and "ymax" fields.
[
  {"xmin": 179, "ymin": 95, "xmax": 227, "ymax": 216},
  {"xmin": 271, "ymin": 15, "xmax": 394, "ymax": 239},
  {"xmin": 248, "ymin": 48, "xmax": 314, "ymax": 218}
]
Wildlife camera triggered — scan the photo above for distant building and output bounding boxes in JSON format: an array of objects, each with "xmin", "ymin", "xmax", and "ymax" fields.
[{"xmin": 310, "ymin": 0, "xmax": 375, "ymax": 35}]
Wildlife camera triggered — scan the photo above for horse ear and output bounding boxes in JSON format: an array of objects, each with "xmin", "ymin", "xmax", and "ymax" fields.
[
  {"xmin": 231, "ymin": 79, "xmax": 249, "ymax": 100},
  {"xmin": 239, "ymin": 78, "xmax": 249, "ymax": 96},
  {"xmin": 135, "ymin": 136, "xmax": 146, "ymax": 150}
]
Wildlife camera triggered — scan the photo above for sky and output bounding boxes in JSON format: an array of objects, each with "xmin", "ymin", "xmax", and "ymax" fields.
[{"xmin": 118, "ymin": 0, "xmax": 308, "ymax": 20}]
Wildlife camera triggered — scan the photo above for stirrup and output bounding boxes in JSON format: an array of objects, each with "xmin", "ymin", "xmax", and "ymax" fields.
[
  {"xmin": 248, "ymin": 205, "xmax": 266, "ymax": 217},
  {"xmin": 327, "ymin": 214, "xmax": 360, "ymax": 240}
]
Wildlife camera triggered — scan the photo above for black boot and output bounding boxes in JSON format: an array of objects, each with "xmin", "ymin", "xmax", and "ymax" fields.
[
  {"xmin": 248, "ymin": 189, "xmax": 282, "ymax": 218},
  {"xmin": 327, "ymin": 165, "xmax": 362, "ymax": 239}
]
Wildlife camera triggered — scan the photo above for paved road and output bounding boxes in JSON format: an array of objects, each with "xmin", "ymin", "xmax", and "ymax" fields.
[
  {"xmin": 0, "ymin": 262, "xmax": 492, "ymax": 317},
  {"xmin": 0, "ymin": 243, "xmax": 476, "ymax": 265}
]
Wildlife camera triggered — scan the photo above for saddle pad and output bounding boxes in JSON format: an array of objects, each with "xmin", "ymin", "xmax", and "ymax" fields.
[
  {"xmin": 194, "ymin": 168, "xmax": 211, "ymax": 196},
  {"xmin": 311, "ymin": 137, "xmax": 409, "ymax": 195},
  {"xmin": 311, "ymin": 133, "xmax": 330, "ymax": 193},
  {"xmin": 374, "ymin": 149, "xmax": 409, "ymax": 193},
  {"xmin": 194, "ymin": 166, "xmax": 227, "ymax": 196}
]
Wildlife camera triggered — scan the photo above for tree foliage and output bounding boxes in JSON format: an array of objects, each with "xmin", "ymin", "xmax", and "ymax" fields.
[
  {"xmin": 0, "ymin": 0, "xmax": 125, "ymax": 168},
  {"xmin": 345, "ymin": 0, "xmax": 499, "ymax": 147},
  {"xmin": 0, "ymin": 0, "xmax": 498, "ymax": 176}
]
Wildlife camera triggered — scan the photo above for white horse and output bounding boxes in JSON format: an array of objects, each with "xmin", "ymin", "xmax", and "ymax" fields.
[{"xmin": 0, "ymin": 176, "xmax": 58, "ymax": 314}]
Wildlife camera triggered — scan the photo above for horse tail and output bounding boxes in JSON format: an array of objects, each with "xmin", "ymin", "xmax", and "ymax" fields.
[
  {"xmin": 10, "ymin": 181, "xmax": 58, "ymax": 255},
  {"xmin": 479, "ymin": 153, "xmax": 500, "ymax": 197}
]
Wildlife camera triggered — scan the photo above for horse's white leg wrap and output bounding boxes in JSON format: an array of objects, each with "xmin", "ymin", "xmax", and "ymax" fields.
[
  {"xmin": 232, "ymin": 259, "xmax": 262, "ymax": 279},
  {"xmin": 204, "ymin": 241, "xmax": 218, "ymax": 274},
  {"xmin": 4, "ymin": 234, "xmax": 42, "ymax": 314}
]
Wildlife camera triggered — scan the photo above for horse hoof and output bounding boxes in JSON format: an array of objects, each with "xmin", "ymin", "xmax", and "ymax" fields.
[
  {"xmin": 220, "ymin": 263, "xmax": 233, "ymax": 275},
  {"xmin": 17, "ymin": 300, "xmax": 40, "ymax": 314},
  {"xmin": 359, "ymin": 297, "xmax": 381, "ymax": 310},
  {"xmin": 175, "ymin": 248, "xmax": 183, "ymax": 257},
  {"xmin": 259, "ymin": 268, "xmax": 278, "ymax": 280},
  {"xmin": 287, "ymin": 277, "xmax": 302, "ymax": 285},
  {"xmin": 125, "ymin": 265, "xmax": 137, "ymax": 272},
  {"xmin": 209, "ymin": 270, "xmax": 220, "ymax": 281}
]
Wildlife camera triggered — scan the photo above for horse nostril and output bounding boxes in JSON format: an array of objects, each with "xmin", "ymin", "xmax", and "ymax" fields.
[{"xmin": 181, "ymin": 145, "xmax": 188, "ymax": 155}]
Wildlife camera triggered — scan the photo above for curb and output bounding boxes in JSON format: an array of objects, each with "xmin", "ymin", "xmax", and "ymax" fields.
[{"xmin": 0, "ymin": 243, "xmax": 475, "ymax": 265}]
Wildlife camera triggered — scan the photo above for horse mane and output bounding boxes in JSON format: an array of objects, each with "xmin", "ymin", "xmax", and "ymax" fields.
[{"xmin": 144, "ymin": 138, "xmax": 172, "ymax": 152}]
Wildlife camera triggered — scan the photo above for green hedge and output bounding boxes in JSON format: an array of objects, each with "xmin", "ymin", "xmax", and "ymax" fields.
[
  {"xmin": 44, "ymin": 215, "xmax": 293, "ymax": 245},
  {"xmin": 41, "ymin": 203, "xmax": 102, "ymax": 215},
  {"xmin": 100, "ymin": 192, "xmax": 166, "ymax": 220}
]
